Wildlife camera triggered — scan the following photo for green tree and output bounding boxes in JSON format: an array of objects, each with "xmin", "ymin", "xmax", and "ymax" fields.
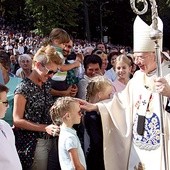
[
  {"xmin": 0, "ymin": 0, "xmax": 25, "ymax": 27},
  {"xmin": 25, "ymin": 0, "xmax": 81, "ymax": 36},
  {"xmin": 0, "ymin": 0, "xmax": 6, "ymax": 17},
  {"xmin": 1, "ymin": 0, "xmax": 170, "ymax": 47}
]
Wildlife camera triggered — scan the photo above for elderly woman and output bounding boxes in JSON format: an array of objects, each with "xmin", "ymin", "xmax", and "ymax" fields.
[
  {"xmin": 16, "ymin": 54, "xmax": 32, "ymax": 79},
  {"xmin": 13, "ymin": 45, "xmax": 62, "ymax": 170}
]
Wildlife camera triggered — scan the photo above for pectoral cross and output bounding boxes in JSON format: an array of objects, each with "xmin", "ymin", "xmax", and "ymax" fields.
[{"xmin": 142, "ymin": 100, "xmax": 146, "ymax": 105}]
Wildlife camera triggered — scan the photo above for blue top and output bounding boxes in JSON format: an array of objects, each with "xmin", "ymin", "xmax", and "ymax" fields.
[
  {"xmin": 3, "ymin": 76, "xmax": 22, "ymax": 126},
  {"xmin": 0, "ymin": 69, "xmax": 4, "ymax": 84},
  {"xmin": 104, "ymin": 68, "xmax": 117, "ymax": 82}
]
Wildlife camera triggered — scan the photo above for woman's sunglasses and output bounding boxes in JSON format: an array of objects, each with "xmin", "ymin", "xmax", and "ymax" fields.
[
  {"xmin": 41, "ymin": 63, "xmax": 57, "ymax": 75},
  {"xmin": 0, "ymin": 100, "xmax": 9, "ymax": 107}
]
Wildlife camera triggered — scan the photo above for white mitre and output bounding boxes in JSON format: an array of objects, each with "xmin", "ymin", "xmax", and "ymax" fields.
[{"xmin": 133, "ymin": 16, "xmax": 163, "ymax": 52}]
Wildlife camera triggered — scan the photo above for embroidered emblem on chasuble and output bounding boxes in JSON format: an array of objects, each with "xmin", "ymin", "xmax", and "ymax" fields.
[
  {"xmin": 133, "ymin": 94, "xmax": 161, "ymax": 150},
  {"xmin": 133, "ymin": 113, "xmax": 161, "ymax": 150}
]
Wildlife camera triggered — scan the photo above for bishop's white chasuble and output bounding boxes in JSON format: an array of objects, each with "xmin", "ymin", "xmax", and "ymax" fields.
[{"xmin": 97, "ymin": 70, "xmax": 170, "ymax": 170}]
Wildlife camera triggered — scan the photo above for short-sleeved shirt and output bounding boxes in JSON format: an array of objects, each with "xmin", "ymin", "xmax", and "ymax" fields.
[
  {"xmin": 14, "ymin": 78, "xmax": 54, "ymax": 124},
  {"xmin": 59, "ymin": 126, "xmax": 86, "ymax": 170},
  {"xmin": 0, "ymin": 120, "xmax": 22, "ymax": 170}
]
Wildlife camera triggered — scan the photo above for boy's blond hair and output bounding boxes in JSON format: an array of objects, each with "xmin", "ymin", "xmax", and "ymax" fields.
[
  {"xmin": 50, "ymin": 97, "xmax": 76, "ymax": 125},
  {"xmin": 86, "ymin": 75, "xmax": 113, "ymax": 102}
]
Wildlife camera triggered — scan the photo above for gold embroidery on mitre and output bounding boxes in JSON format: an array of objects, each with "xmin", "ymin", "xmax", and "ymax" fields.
[{"xmin": 134, "ymin": 162, "xmax": 145, "ymax": 170}]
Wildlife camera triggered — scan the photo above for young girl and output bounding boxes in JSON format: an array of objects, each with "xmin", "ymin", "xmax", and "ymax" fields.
[
  {"xmin": 84, "ymin": 76, "xmax": 113, "ymax": 170},
  {"xmin": 112, "ymin": 54, "xmax": 132, "ymax": 92}
]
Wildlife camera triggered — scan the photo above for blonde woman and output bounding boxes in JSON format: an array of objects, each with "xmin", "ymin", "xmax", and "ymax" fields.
[
  {"xmin": 13, "ymin": 45, "xmax": 62, "ymax": 170},
  {"xmin": 84, "ymin": 76, "xmax": 113, "ymax": 170}
]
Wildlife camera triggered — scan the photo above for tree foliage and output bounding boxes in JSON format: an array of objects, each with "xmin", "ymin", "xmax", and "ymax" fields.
[
  {"xmin": 25, "ymin": 0, "xmax": 82, "ymax": 36},
  {"xmin": 1, "ymin": 0, "xmax": 170, "ymax": 47}
]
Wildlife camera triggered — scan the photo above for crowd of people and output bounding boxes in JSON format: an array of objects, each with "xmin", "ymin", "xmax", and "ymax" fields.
[{"xmin": 1, "ymin": 15, "xmax": 170, "ymax": 170}]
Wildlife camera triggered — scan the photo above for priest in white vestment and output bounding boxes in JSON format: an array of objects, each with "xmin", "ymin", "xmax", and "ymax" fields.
[{"xmin": 79, "ymin": 16, "xmax": 170, "ymax": 170}]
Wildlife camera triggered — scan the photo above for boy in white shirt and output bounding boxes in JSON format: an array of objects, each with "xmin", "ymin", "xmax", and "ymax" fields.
[
  {"xmin": 50, "ymin": 96, "xmax": 86, "ymax": 170},
  {"xmin": 0, "ymin": 84, "xmax": 22, "ymax": 170}
]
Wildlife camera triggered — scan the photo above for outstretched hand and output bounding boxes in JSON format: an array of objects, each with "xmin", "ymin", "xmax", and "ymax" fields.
[{"xmin": 74, "ymin": 98, "xmax": 98, "ymax": 112}]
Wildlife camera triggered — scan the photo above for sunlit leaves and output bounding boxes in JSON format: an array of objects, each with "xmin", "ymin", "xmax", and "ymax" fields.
[{"xmin": 25, "ymin": 0, "xmax": 81, "ymax": 35}]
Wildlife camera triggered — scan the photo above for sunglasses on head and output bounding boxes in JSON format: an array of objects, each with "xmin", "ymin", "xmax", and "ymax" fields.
[{"xmin": 0, "ymin": 100, "xmax": 9, "ymax": 107}]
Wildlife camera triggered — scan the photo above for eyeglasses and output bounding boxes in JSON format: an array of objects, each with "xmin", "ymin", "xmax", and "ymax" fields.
[
  {"xmin": 41, "ymin": 63, "xmax": 57, "ymax": 75},
  {"xmin": 0, "ymin": 100, "xmax": 9, "ymax": 107}
]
